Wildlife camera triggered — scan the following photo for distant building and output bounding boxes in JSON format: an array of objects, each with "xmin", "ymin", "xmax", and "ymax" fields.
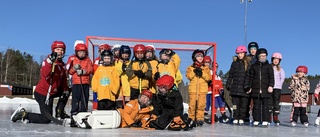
[{"xmin": 0, "ymin": 83, "xmax": 33, "ymax": 96}]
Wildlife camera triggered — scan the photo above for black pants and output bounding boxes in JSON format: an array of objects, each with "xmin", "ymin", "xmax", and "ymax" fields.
[
  {"xmin": 150, "ymin": 109, "xmax": 175, "ymax": 130},
  {"xmin": 292, "ymin": 107, "xmax": 308, "ymax": 124},
  {"xmin": 270, "ymin": 89, "xmax": 281, "ymax": 116},
  {"xmin": 98, "ymin": 99, "xmax": 116, "ymax": 110},
  {"xmin": 252, "ymin": 96, "xmax": 270, "ymax": 122},
  {"xmin": 232, "ymin": 96, "xmax": 249, "ymax": 120},
  {"xmin": 26, "ymin": 92, "xmax": 55, "ymax": 124},
  {"xmin": 130, "ymin": 87, "xmax": 141, "ymax": 100},
  {"xmin": 71, "ymin": 84, "xmax": 89, "ymax": 115},
  {"xmin": 245, "ymin": 95, "xmax": 252, "ymax": 121},
  {"xmin": 56, "ymin": 90, "xmax": 70, "ymax": 113}
]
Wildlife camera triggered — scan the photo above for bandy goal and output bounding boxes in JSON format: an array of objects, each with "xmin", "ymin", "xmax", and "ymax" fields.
[{"xmin": 85, "ymin": 36, "xmax": 218, "ymax": 121}]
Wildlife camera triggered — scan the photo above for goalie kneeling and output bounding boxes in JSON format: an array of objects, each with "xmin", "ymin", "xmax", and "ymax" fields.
[
  {"xmin": 118, "ymin": 89, "xmax": 154, "ymax": 128},
  {"xmin": 148, "ymin": 75, "xmax": 188, "ymax": 131}
]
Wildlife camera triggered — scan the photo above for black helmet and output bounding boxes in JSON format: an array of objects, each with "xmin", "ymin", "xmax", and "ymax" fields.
[
  {"xmin": 192, "ymin": 49, "xmax": 204, "ymax": 62},
  {"xmin": 119, "ymin": 45, "xmax": 131, "ymax": 60},
  {"xmin": 159, "ymin": 49, "xmax": 174, "ymax": 57},
  {"xmin": 248, "ymin": 42, "xmax": 259, "ymax": 50},
  {"xmin": 100, "ymin": 50, "xmax": 114, "ymax": 65},
  {"xmin": 256, "ymin": 48, "xmax": 268, "ymax": 57}
]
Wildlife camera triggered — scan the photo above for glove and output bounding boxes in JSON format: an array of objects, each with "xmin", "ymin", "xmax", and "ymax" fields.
[
  {"xmin": 150, "ymin": 114, "xmax": 158, "ymax": 121},
  {"xmin": 122, "ymin": 63, "xmax": 127, "ymax": 72},
  {"xmin": 173, "ymin": 116, "xmax": 184, "ymax": 124},
  {"xmin": 73, "ymin": 64, "xmax": 81, "ymax": 70},
  {"xmin": 314, "ymin": 93, "xmax": 319, "ymax": 102},
  {"xmin": 193, "ymin": 67, "xmax": 202, "ymax": 77},
  {"xmin": 207, "ymin": 80, "xmax": 212, "ymax": 86},
  {"xmin": 154, "ymin": 72, "xmax": 160, "ymax": 80},
  {"xmin": 47, "ymin": 52, "xmax": 58, "ymax": 64},
  {"xmin": 268, "ymin": 86, "xmax": 273, "ymax": 93},
  {"xmin": 76, "ymin": 69, "xmax": 86, "ymax": 75},
  {"xmin": 134, "ymin": 70, "xmax": 145, "ymax": 78}
]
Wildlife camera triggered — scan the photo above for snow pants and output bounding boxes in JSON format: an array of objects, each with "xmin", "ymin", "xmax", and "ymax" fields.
[
  {"xmin": 252, "ymin": 96, "xmax": 270, "ymax": 122},
  {"xmin": 270, "ymin": 89, "xmax": 281, "ymax": 116},
  {"xmin": 292, "ymin": 102, "xmax": 308, "ymax": 124},
  {"xmin": 232, "ymin": 96, "xmax": 248, "ymax": 120},
  {"xmin": 71, "ymin": 84, "xmax": 89, "ymax": 115},
  {"xmin": 188, "ymin": 92, "xmax": 206, "ymax": 121},
  {"xmin": 98, "ymin": 99, "xmax": 116, "ymax": 110}
]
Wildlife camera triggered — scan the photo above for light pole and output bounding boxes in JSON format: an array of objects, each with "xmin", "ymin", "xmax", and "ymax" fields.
[{"xmin": 240, "ymin": 0, "xmax": 252, "ymax": 46}]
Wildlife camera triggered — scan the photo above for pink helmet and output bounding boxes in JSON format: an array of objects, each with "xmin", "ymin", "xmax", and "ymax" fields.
[
  {"xmin": 272, "ymin": 52, "xmax": 282, "ymax": 59},
  {"xmin": 296, "ymin": 65, "xmax": 308, "ymax": 74},
  {"xmin": 236, "ymin": 45, "xmax": 247, "ymax": 54}
]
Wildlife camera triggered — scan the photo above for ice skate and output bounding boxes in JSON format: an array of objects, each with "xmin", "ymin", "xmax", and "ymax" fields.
[
  {"xmin": 183, "ymin": 118, "xmax": 196, "ymax": 131},
  {"xmin": 204, "ymin": 117, "xmax": 212, "ymax": 124},
  {"xmin": 238, "ymin": 119, "xmax": 244, "ymax": 126},
  {"xmin": 233, "ymin": 119, "xmax": 238, "ymax": 125},
  {"xmin": 222, "ymin": 113, "xmax": 229, "ymax": 123},
  {"xmin": 273, "ymin": 115, "xmax": 280, "ymax": 126},
  {"xmin": 262, "ymin": 121, "xmax": 268, "ymax": 127},
  {"xmin": 253, "ymin": 121, "xmax": 259, "ymax": 127},
  {"xmin": 291, "ymin": 121, "xmax": 297, "ymax": 127},
  {"xmin": 56, "ymin": 109, "xmax": 70, "ymax": 120},
  {"xmin": 11, "ymin": 106, "xmax": 27, "ymax": 122},
  {"xmin": 197, "ymin": 120, "xmax": 204, "ymax": 127},
  {"xmin": 314, "ymin": 117, "xmax": 320, "ymax": 126},
  {"xmin": 304, "ymin": 122, "xmax": 309, "ymax": 127}
]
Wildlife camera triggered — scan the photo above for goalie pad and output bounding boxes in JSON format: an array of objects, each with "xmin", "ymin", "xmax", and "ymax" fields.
[{"xmin": 72, "ymin": 110, "xmax": 121, "ymax": 129}]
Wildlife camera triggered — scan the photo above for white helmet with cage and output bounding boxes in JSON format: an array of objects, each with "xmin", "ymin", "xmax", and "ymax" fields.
[{"xmin": 112, "ymin": 44, "xmax": 122, "ymax": 51}]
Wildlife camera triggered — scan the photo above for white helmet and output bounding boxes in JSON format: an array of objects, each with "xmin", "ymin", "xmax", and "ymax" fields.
[
  {"xmin": 112, "ymin": 44, "xmax": 121, "ymax": 50},
  {"xmin": 146, "ymin": 45, "xmax": 156, "ymax": 51},
  {"xmin": 74, "ymin": 40, "xmax": 84, "ymax": 49}
]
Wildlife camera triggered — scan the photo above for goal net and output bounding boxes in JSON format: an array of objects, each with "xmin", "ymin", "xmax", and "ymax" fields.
[{"xmin": 86, "ymin": 36, "xmax": 217, "ymax": 118}]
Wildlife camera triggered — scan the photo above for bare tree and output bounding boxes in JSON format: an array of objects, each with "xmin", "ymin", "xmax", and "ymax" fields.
[{"xmin": 3, "ymin": 48, "xmax": 15, "ymax": 83}]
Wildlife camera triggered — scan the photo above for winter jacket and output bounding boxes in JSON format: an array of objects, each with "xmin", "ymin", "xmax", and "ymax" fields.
[
  {"xmin": 186, "ymin": 64, "xmax": 211, "ymax": 93},
  {"xmin": 155, "ymin": 61, "xmax": 178, "ymax": 86},
  {"xmin": 248, "ymin": 60, "xmax": 274, "ymax": 98},
  {"xmin": 289, "ymin": 75, "xmax": 310, "ymax": 103},
  {"xmin": 66, "ymin": 54, "xmax": 76, "ymax": 71},
  {"xmin": 248, "ymin": 54, "xmax": 257, "ymax": 65},
  {"xmin": 35, "ymin": 55, "xmax": 68, "ymax": 96},
  {"xmin": 149, "ymin": 59, "xmax": 159, "ymax": 94},
  {"xmin": 273, "ymin": 65, "xmax": 285, "ymax": 89},
  {"xmin": 126, "ymin": 61, "xmax": 152, "ymax": 90},
  {"xmin": 68, "ymin": 56, "xmax": 93, "ymax": 84},
  {"xmin": 115, "ymin": 60, "xmax": 131, "ymax": 96},
  {"xmin": 152, "ymin": 89, "xmax": 183, "ymax": 117},
  {"xmin": 213, "ymin": 76, "xmax": 223, "ymax": 96},
  {"xmin": 91, "ymin": 65, "xmax": 120, "ymax": 101},
  {"xmin": 226, "ymin": 56, "xmax": 251, "ymax": 97},
  {"xmin": 119, "ymin": 99, "xmax": 153, "ymax": 128},
  {"xmin": 93, "ymin": 56, "xmax": 101, "ymax": 74}
]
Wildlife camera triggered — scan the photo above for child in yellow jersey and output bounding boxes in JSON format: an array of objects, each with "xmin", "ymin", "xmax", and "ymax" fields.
[
  {"xmin": 91, "ymin": 50, "xmax": 120, "ymax": 110},
  {"xmin": 186, "ymin": 49, "xmax": 211, "ymax": 128},
  {"xmin": 145, "ymin": 45, "xmax": 158, "ymax": 94}
]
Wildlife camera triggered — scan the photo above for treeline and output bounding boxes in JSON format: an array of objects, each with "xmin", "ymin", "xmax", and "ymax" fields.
[{"xmin": 0, "ymin": 48, "xmax": 41, "ymax": 87}]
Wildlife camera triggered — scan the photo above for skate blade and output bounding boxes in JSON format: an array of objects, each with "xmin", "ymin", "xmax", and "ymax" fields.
[{"xmin": 10, "ymin": 104, "xmax": 22, "ymax": 121}]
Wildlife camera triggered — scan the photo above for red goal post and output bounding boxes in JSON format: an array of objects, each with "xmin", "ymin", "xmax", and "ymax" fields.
[{"xmin": 85, "ymin": 36, "xmax": 217, "ymax": 121}]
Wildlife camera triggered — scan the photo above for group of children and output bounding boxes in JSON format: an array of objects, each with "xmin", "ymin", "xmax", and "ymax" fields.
[
  {"xmin": 10, "ymin": 40, "xmax": 320, "ymax": 129},
  {"xmin": 10, "ymin": 40, "xmax": 219, "ymax": 131}
]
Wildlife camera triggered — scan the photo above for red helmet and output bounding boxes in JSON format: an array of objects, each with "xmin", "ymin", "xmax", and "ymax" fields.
[
  {"xmin": 133, "ymin": 44, "xmax": 146, "ymax": 54},
  {"xmin": 75, "ymin": 43, "xmax": 88, "ymax": 52},
  {"xmin": 141, "ymin": 89, "xmax": 153, "ymax": 99},
  {"xmin": 146, "ymin": 45, "xmax": 155, "ymax": 52},
  {"xmin": 203, "ymin": 56, "xmax": 212, "ymax": 63},
  {"xmin": 156, "ymin": 75, "xmax": 174, "ymax": 89},
  {"xmin": 51, "ymin": 41, "xmax": 66, "ymax": 51},
  {"xmin": 99, "ymin": 44, "xmax": 111, "ymax": 51},
  {"xmin": 272, "ymin": 52, "xmax": 282, "ymax": 59},
  {"xmin": 236, "ymin": 45, "xmax": 247, "ymax": 54},
  {"xmin": 296, "ymin": 65, "xmax": 308, "ymax": 74}
]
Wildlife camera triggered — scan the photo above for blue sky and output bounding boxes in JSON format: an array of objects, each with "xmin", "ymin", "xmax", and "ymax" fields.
[{"xmin": 1, "ymin": 1, "xmax": 320, "ymax": 77}]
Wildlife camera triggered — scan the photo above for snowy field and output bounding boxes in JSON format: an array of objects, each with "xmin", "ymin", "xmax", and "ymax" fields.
[{"xmin": 1, "ymin": 96, "xmax": 320, "ymax": 137}]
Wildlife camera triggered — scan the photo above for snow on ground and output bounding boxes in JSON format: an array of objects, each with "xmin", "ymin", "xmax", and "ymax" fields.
[{"xmin": 1, "ymin": 96, "xmax": 320, "ymax": 137}]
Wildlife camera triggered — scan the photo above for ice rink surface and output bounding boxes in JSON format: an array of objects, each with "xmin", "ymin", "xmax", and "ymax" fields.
[{"xmin": 1, "ymin": 97, "xmax": 320, "ymax": 137}]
